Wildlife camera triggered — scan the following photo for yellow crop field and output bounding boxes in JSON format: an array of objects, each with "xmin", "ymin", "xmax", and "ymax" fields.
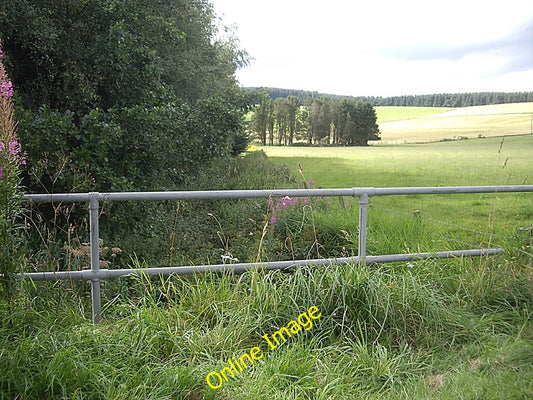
[{"xmin": 376, "ymin": 102, "xmax": 533, "ymax": 143}]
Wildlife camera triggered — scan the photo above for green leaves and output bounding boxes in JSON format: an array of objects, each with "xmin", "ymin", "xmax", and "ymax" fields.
[
  {"xmin": 251, "ymin": 96, "xmax": 380, "ymax": 146},
  {"xmin": 337, "ymin": 98, "xmax": 380, "ymax": 145},
  {"xmin": 1, "ymin": 0, "xmax": 247, "ymax": 111}
]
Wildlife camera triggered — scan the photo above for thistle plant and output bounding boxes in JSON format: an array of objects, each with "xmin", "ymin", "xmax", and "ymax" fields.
[{"xmin": 0, "ymin": 39, "xmax": 26, "ymax": 303}]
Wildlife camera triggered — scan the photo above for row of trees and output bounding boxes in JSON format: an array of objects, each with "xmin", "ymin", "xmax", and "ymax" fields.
[
  {"xmin": 367, "ymin": 92, "xmax": 533, "ymax": 107},
  {"xmin": 247, "ymin": 87, "xmax": 533, "ymax": 108},
  {"xmin": 252, "ymin": 95, "xmax": 380, "ymax": 146}
]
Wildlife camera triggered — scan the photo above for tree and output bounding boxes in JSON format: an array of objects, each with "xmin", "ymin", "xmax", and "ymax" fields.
[
  {"xmin": 334, "ymin": 99, "xmax": 380, "ymax": 145},
  {"xmin": 274, "ymin": 97, "xmax": 289, "ymax": 145},
  {"xmin": 285, "ymin": 96, "xmax": 300, "ymax": 145},
  {"xmin": 308, "ymin": 98, "xmax": 331, "ymax": 144},
  {"xmin": 1, "ymin": 0, "xmax": 247, "ymax": 112},
  {"xmin": 266, "ymin": 99, "xmax": 275, "ymax": 146},
  {"xmin": 252, "ymin": 92, "xmax": 270, "ymax": 145}
]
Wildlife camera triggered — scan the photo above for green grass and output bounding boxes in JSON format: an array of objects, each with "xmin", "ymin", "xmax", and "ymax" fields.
[
  {"xmin": 1, "ymin": 139, "xmax": 532, "ymax": 399},
  {"xmin": 262, "ymin": 135, "xmax": 532, "ymax": 187},
  {"xmin": 262, "ymin": 135, "xmax": 533, "ymax": 239},
  {"xmin": 262, "ymin": 136, "xmax": 533, "ymax": 249},
  {"xmin": 2, "ymin": 255, "xmax": 531, "ymax": 399},
  {"xmin": 375, "ymin": 106, "xmax": 453, "ymax": 123}
]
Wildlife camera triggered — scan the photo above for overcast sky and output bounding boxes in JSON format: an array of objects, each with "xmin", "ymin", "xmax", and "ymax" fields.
[{"xmin": 211, "ymin": 0, "xmax": 533, "ymax": 97}]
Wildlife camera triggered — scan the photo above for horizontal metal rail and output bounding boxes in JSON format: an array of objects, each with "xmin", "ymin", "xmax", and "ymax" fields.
[
  {"xmin": 22, "ymin": 185, "xmax": 533, "ymax": 203},
  {"xmin": 20, "ymin": 185, "xmax": 533, "ymax": 323},
  {"xmin": 23, "ymin": 248, "xmax": 504, "ymax": 281}
]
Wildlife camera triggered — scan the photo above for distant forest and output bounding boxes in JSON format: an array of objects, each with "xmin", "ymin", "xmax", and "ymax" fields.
[{"xmin": 245, "ymin": 87, "xmax": 533, "ymax": 107}]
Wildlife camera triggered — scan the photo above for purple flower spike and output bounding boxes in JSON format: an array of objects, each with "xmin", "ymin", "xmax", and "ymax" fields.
[{"xmin": 0, "ymin": 80, "xmax": 13, "ymax": 98}]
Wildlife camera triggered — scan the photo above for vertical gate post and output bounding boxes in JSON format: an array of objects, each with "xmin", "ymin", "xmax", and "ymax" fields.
[
  {"xmin": 88, "ymin": 192, "xmax": 101, "ymax": 323},
  {"xmin": 358, "ymin": 192, "xmax": 368, "ymax": 264}
]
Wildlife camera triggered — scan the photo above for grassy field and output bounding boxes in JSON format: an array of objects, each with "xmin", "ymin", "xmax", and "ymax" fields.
[
  {"xmin": 1, "ymin": 138, "xmax": 532, "ymax": 399},
  {"xmin": 375, "ymin": 106, "xmax": 453, "ymax": 122},
  {"xmin": 263, "ymin": 135, "xmax": 533, "ymax": 242},
  {"xmin": 376, "ymin": 102, "xmax": 533, "ymax": 143},
  {"xmin": 262, "ymin": 135, "xmax": 532, "ymax": 188}
]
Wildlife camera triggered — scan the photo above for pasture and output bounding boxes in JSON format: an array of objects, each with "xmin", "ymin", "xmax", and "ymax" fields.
[
  {"xmin": 263, "ymin": 135, "xmax": 533, "ymax": 245},
  {"xmin": 375, "ymin": 106, "xmax": 452, "ymax": 122},
  {"xmin": 375, "ymin": 102, "xmax": 533, "ymax": 143},
  {"xmin": 262, "ymin": 135, "xmax": 532, "ymax": 187}
]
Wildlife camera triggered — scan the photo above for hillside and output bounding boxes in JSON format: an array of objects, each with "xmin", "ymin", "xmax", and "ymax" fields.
[
  {"xmin": 246, "ymin": 87, "xmax": 533, "ymax": 107},
  {"xmin": 375, "ymin": 103, "xmax": 533, "ymax": 144}
]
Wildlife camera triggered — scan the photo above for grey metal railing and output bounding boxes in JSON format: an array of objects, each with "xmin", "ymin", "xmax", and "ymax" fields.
[{"xmin": 21, "ymin": 185, "xmax": 533, "ymax": 323}]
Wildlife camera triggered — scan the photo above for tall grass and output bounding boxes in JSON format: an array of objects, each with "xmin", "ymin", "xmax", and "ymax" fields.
[{"xmin": 2, "ymin": 251, "xmax": 531, "ymax": 399}]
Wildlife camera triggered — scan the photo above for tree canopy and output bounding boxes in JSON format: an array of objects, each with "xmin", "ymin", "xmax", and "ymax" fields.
[
  {"xmin": 0, "ymin": 0, "xmax": 253, "ymax": 255},
  {"xmin": 251, "ymin": 95, "xmax": 380, "ymax": 146},
  {"xmin": 0, "ymin": 0, "xmax": 251, "ymax": 195},
  {"xmin": 1, "ymin": 0, "xmax": 247, "ymax": 112}
]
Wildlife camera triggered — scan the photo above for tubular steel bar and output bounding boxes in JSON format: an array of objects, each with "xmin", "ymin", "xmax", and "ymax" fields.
[
  {"xmin": 88, "ymin": 193, "xmax": 101, "ymax": 324},
  {"xmin": 20, "ymin": 185, "xmax": 533, "ymax": 323},
  {"xmin": 22, "ymin": 188, "xmax": 353, "ymax": 203},
  {"xmin": 22, "ymin": 185, "xmax": 533, "ymax": 203},
  {"xmin": 23, "ymin": 248, "xmax": 504, "ymax": 282},
  {"xmin": 358, "ymin": 192, "xmax": 369, "ymax": 263}
]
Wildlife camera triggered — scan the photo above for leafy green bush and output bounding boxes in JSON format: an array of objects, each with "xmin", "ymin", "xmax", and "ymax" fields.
[{"xmin": 18, "ymin": 94, "xmax": 251, "ymax": 267}]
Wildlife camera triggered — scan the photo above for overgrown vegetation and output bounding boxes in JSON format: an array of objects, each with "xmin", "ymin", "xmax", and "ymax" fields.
[
  {"xmin": 0, "ymin": 39, "xmax": 25, "ymax": 310},
  {"xmin": 0, "ymin": 0, "xmax": 254, "ymax": 268},
  {"xmin": 1, "ymin": 143, "xmax": 532, "ymax": 399}
]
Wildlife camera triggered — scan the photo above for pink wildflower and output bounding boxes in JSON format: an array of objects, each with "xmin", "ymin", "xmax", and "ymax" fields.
[
  {"xmin": 308, "ymin": 179, "xmax": 314, "ymax": 186},
  {"xmin": 270, "ymin": 216, "xmax": 277, "ymax": 224},
  {"xmin": 9, "ymin": 140, "xmax": 20, "ymax": 155},
  {"xmin": 0, "ymin": 140, "xmax": 25, "ymax": 164},
  {"xmin": 0, "ymin": 80, "xmax": 13, "ymax": 98}
]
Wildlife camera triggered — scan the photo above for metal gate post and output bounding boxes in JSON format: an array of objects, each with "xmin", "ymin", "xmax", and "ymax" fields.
[
  {"xmin": 358, "ymin": 192, "xmax": 368, "ymax": 264},
  {"xmin": 88, "ymin": 193, "xmax": 101, "ymax": 323}
]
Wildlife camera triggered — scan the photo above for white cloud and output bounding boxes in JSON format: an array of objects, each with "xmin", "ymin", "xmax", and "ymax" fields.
[{"xmin": 212, "ymin": 0, "xmax": 533, "ymax": 96}]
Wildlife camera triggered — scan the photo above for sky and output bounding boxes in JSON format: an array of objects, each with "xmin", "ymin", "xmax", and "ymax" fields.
[{"xmin": 211, "ymin": 0, "xmax": 533, "ymax": 97}]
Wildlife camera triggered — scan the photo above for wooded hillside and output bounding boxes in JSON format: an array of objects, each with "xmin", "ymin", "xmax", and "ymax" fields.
[{"xmin": 247, "ymin": 87, "xmax": 533, "ymax": 107}]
